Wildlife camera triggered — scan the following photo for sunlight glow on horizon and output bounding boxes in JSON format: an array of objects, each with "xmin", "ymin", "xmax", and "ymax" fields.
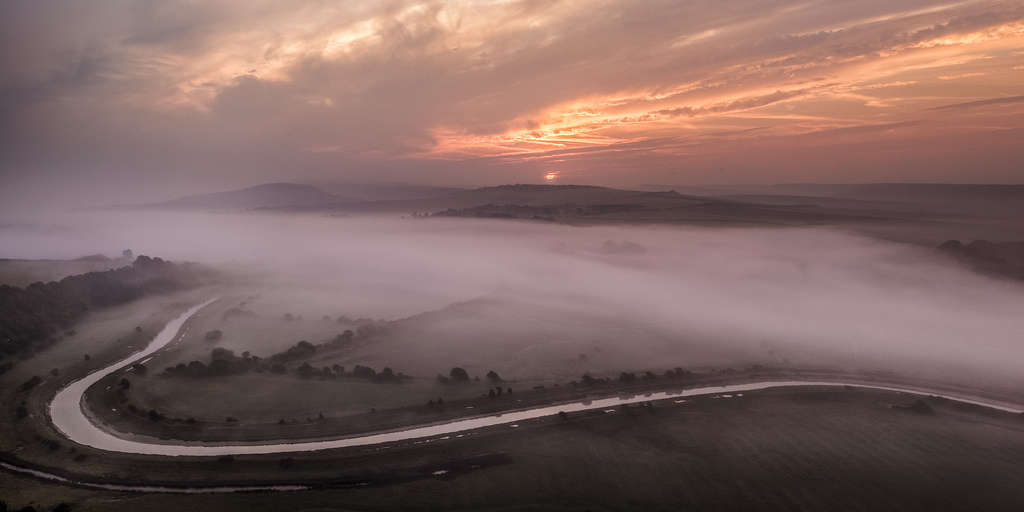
[{"xmin": 1, "ymin": 0, "xmax": 1022, "ymax": 189}]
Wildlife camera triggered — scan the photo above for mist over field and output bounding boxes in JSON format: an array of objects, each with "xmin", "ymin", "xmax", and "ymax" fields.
[{"xmin": 3, "ymin": 210, "xmax": 1023, "ymax": 383}]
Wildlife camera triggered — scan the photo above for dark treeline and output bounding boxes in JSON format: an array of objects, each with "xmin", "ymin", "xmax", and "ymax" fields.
[
  {"xmin": 938, "ymin": 240, "xmax": 1024, "ymax": 280},
  {"xmin": 164, "ymin": 322, "xmax": 408, "ymax": 382},
  {"xmin": 0, "ymin": 256, "xmax": 214, "ymax": 368}
]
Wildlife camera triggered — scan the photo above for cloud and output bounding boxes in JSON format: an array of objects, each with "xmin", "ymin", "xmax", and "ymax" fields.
[{"xmin": 1, "ymin": 0, "xmax": 1023, "ymax": 208}]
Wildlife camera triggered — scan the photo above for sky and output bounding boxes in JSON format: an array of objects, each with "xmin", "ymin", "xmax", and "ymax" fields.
[{"xmin": 1, "ymin": 0, "xmax": 1023, "ymax": 208}]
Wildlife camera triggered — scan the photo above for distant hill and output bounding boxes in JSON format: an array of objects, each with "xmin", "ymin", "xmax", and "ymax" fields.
[
  {"xmin": 640, "ymin": 183, "xmax": 1024, "ymax": 218},
  {"xmin": 148, "ymin": 183, "xmax": 353, "ymax": 210},
  {"xmin": 0, "ymin": 251, "xmax": 134, "ymax": 288},
  {"xmin": 309, "ymin": 183, "xmax": 465, "ymax": 201}
]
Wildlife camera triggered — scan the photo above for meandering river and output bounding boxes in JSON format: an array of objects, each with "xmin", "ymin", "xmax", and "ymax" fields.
[{"xmin": 48, "ymin": 299, "xmax": 1024, "ymax": 458}]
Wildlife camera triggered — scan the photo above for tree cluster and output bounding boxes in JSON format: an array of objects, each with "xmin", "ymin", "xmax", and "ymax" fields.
[
  {"xmin": 164, "ymin": 348, "xmax": 261, "ymax": 378},
  {"xmin": 579, "ymin": 367, "xmax": 692, "ymax": 387},
  {"xmin": 427, "ymin": 203, "xmax": 566, "ymax": 221},
  {"xmin": 0, "ymin": 256, "xmax": 213, "ymax": 364},
  {"xmin": 298, "ymin": 363, "xmax": 409, "ymax": 383}
]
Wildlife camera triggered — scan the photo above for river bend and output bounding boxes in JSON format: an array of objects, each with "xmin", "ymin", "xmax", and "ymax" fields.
[{"xmin": 48, "ymin": 300, "xmax": 1024, "ymax": 457}]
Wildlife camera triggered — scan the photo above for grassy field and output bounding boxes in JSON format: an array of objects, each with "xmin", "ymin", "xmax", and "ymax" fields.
[
  {"xmin": 5, "ymin": 283, "xmax": 1024, "ymax": 511},
  {"xmin": 118, "ymin": 288, "xmax": 763, "ymax": 432},
  {"xmin": 3, "ymin": 386, "xmax": 1024, "ymax": 511}
]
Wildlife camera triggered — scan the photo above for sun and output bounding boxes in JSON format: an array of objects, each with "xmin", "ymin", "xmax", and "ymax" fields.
[{"xmin": 545, "ymin": 172, "xmax": 557, "ymax": 180}]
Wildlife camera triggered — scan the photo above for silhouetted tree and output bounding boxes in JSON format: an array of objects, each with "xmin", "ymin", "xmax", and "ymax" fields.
[
  {"xmin": 449, "ymin": 367, "xmax": 470, "ymax": 382},
  {"xmin": 486, "ymin": 370, "xmax": 502, "ymax": 383},
  {"xmin": 21, "ymin": 376, "xmax": 41, "ymax": 391}
]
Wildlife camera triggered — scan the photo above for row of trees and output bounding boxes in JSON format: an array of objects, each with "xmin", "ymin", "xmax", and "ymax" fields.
[
  {"xmin": 578, "ymin": 367, "xmax": 693, "ymax": 387},
  {"xmin": 164, "ymin": 346, "xmax": 410, "ymax": 384},
  {"xmin": 164, "ymin": 348, "xmax": 260, "ymax": 378},
  {"xmin": 437, "ymin": 367, "xmax": 504, "ymax": 385}
]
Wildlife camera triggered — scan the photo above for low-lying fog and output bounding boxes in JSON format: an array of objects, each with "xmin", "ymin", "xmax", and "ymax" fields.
[{"xmin": 3, "ymin": 211, "xmax": 1023, "ymax": 384}]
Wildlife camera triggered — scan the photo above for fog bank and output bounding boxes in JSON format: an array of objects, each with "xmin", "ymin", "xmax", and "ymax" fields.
[{"xmin": 2, "ymin": 211, "xmax": 1022, "ymax": 383}]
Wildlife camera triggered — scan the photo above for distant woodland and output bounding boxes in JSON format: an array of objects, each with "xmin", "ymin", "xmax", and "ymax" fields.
[
  {"xmin": 938, "ymin": 240, "xmax": 1024, "ymax": 280},
  {"xmin": 0, "ymin": 256, "xmax": 214, "ymax": 370}
]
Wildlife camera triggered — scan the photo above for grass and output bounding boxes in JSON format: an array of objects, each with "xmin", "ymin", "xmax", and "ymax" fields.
[
  {"xmin": 123, "ymin": 372, "xmax": 496, "ymax": 421},
  {"xmin": 5, "ymin": 289, "xmax": 1024, "ymax": 511},
  {"xmin": 4, "ymin": 387, "xmax": 1024, "ymax": 511}
]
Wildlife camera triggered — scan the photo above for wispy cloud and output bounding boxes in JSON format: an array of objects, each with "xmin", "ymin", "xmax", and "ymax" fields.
[{"xmin": 1, "ymin": 0, "xmax": 1022, "ymax": 205}]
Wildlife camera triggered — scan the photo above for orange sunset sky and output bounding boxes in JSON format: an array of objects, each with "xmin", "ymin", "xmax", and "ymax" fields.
[{"xmin": 1, "ymin": 0, "xmax": 1022, "ymax": 207}]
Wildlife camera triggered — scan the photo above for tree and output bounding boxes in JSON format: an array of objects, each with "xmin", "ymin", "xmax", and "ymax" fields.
[
  {"xmin": 119, "ymin": 378, "xmax": 131, "ymax": 390},
  {"xmin": 449, "ymin": 367, "xmax": 470, "ymax": 382},
  {"xmin": 486, "ymin": 370, "xmax": 502, "ymax": 383},
  {"xmin": 352, "ymin": 365, "xmax": 377, "ymax": 379},
  {"xmin": 21, "ymin": 376, "xmax": 41, "ymax": 391}
]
